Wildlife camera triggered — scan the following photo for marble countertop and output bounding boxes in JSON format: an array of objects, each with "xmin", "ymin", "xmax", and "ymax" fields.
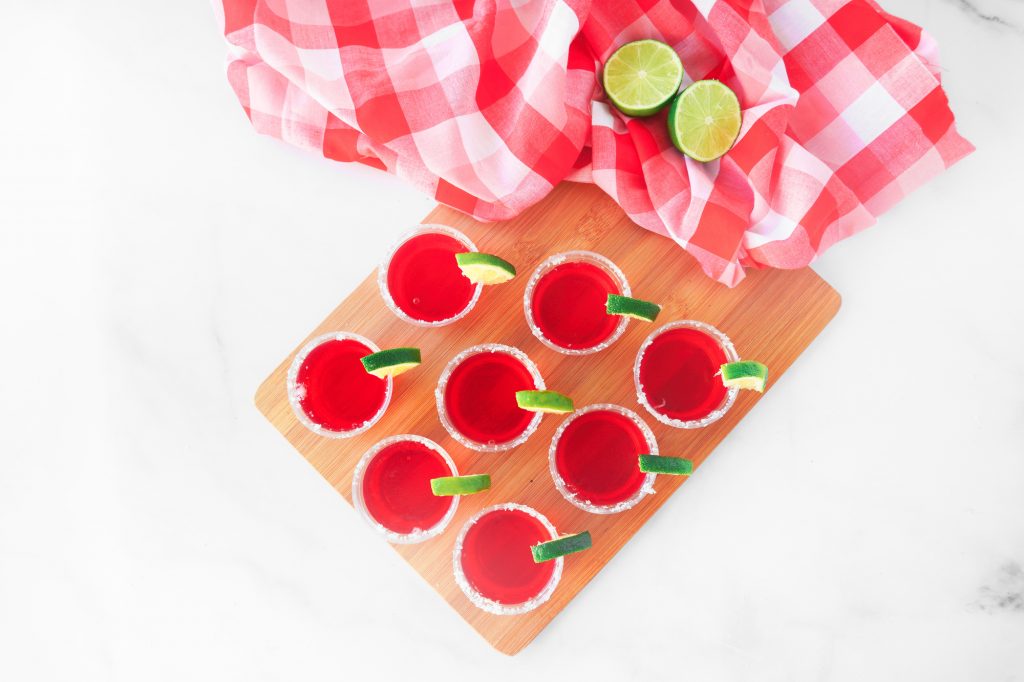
[{"xmin": 1, "ymin": 1, "xmax": 1022, "ymax": 679}]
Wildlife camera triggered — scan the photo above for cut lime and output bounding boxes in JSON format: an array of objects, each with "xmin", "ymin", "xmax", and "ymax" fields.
[
  {"xmin": 455, "ymin": 252, "xmax": 516, "ymax": 285},
  {"xmin": 720, "ymin": 361, "xmax": 768, "ymax": 392},
  {"xmin": 638, "ymin": 454, "xmax": 693, "ymax": 475},
  {"xmin": 360, "ymin": 347, "xmax": 421, "ymax": 378},
  {"xmin": 606, "ymin": 294, "xmax": 662, "ymax": 322},
  {"xmin": 602, "ymin": 39, "xmax": 684, "ymax": 117},
  {"xmin": 515, "ymin": 390, "xmax": 575, "ymax": 414},
  {"xmin": 531, "ymin": 531, "xmax": 592, "ymax": 563},
  {"xmin": 430, "ymin": 474, "xmax": 491, "ymax": 496},
  {"xmin": 668, "ymin": 80, "xmax": 742, "ymax": 162}
]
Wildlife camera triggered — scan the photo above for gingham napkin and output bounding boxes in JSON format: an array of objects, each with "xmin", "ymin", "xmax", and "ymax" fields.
[{"xmin": 217, "ymin": 0, "xmax": 973, "ymax": 286}]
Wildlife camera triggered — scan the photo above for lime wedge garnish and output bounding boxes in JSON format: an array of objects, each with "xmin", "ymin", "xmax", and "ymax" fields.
[
  {"xmin": 606, "ymin": 294, "xmax": 662, "ymax": 322},
  {"xmin": 515, "ymin": 390, "xmax": 575, "ymax": 414},
  {"xmin": 638, "ymin": 454, "xmax": 693, "ymax": 475},
  {"xmin": 667, "ymin": 80, "xmax": 742, "ymax": 162},
  {"xmin": 360, "ymin": 347, "xmax": 421, "ymax": 378},
  {"xmin": 531, "ymin": 531, "xmax": 592, "ymax": 563},
  {"xmin": 455, "ymin": 252, "xmax": 516, "ymax": 285},
  {"xmin": 720, "ymin": 361, "xmax": 768, "ymax": 392},
  {"xmin": 430, "ymin": 474, "xmax": 491, "ymax": 496},
  {"xmin": 602, "ymin": 39, "xmax": 684, "ymax": 117}
]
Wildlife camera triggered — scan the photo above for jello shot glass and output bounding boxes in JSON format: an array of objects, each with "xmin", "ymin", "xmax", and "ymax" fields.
[
  {"xmin": 378, "ymin": 224, "xmax": 481, "ymax": 326},
  {"xmin": 453, "ymin": 503, "xmax": 563, "ymax": 615},
  {"xmin": 549, "ymin": 404, "xmax": 657, "ymax": 514},
  {"xmin": 351, "ymin": 435, "xmax": 459, "ymax": 544},
  {"xmin": 287, "ymin": 332, "xmax": 391, "ymax": 438},
  {"xmin": 435, "ymin": 344, "xmax": 545, "ymax": 452},
  {"xmin": 524, "ymin": 251, "xmax": 630, "ymax": 355},
  {"xmin": 634, "ymin": 320, "xmax": 739, "ymax": 429}
]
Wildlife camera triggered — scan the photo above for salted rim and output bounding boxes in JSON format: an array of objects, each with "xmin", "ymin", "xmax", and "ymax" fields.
[
  {"xmin": 286, "ymin": 331, "xmax": 392, "ymax": 439},
  {"xmin": 351, "ymin": 434, "xmax": 459, "ymax": 545},
  {"xmin": 633, "ymin": 320, "xmax": 740, "ymax": 429},
  {"xmin": 452, "ymin": 503, "xmax": 563, "ymax": 616},
  {"xmin": 523, "ymin": 250, "xmax": 632, "ymax": 356},
  {"xmin": 377, "ymin": 223, "xmax": 482, "ymax": 327},
  {"xmin": 548, "ymin": 403, "xmax": 658, "ymax": 514},
  {"xmin": 434, "ymin": 343, "xmax": 545, "ymax": 452}
]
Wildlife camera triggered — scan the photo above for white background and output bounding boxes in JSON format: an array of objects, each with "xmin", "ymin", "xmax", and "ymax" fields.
[{"xmin": 2, "ymin": 1, "xmax": 1022, "ymax": 680}]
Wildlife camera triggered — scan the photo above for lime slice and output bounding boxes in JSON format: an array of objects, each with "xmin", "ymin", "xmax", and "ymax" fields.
[
  {"xmin": 430, "ymin": 474, "xmax": 491, "ymax": 496},
  {"xmin": 606, "ymin": 294, "xmax": 662, "ymax": 322},
  {"xmin": 667, "ymin": 80, "xmax": 742, "ymax": 162},
  {"xmin": 455, "ymin": 252, "xmax": 516, "ymax": 285},
  {"xmin": 638, "ymin": 454, "xmax": 693, "ymax": 475},
  {"xmin": 360, "ymin": 347, "xmax": 421, "ymax": 378},
  {"xmin": 720, "ymin": 361, "xmax": 769, "ymax": 392},
  {"xmin": 515, "ymin": 390, "xmax": 575, "ymax": 414},
  {"xmin": 531, "ymin": 531, "xmax": 592, "ymax": 563},
  {"xmin": 602, "ymin": 40, "xmax": 684, "ymax": 117}
]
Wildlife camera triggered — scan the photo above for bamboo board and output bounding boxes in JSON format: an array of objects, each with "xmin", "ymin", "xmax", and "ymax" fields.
[{"xmin": 255, "ymin": 182, "xmax": 841, "ymax": 655}]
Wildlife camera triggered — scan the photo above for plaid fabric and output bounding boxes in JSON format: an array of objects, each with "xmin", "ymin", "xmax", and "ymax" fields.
[{"xmin": 216, "ymin": 0, "xmax": 972, "ymax": 286}]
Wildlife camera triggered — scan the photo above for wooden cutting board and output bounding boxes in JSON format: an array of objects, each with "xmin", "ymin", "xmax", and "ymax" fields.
[{"xmin": 254, "ymin": 182, "xmax": 841, "ymax": 655}]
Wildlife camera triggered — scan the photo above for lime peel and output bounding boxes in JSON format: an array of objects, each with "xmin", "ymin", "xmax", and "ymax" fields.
[
  {"xmin": 638, "ymin": 454, "xmax": 693, "ymax": 475},
  {"xmin": 720, "ymin": 361, "xmax": 768, "ymax": 392},
  {"xmin": 430, "ymin": 474, "xmax": 491, "ymax": 496},
  {"xmin": 515, "ymin": 390, "xmax": 575, "ymax": 414},
  {"xmin": 360, "ymin": 348, "xmax": 422, "ymax": 378},
  {"xmin": 531, "ymin": 531, "xmax": 593, "ymax": 563},
  {"xmin": 606, "ymin": 294, "xmax": 662, "ymax": 322},
  {"xmin": 455, "ymin": 252, "xmax": 516, "ymax": 285}
]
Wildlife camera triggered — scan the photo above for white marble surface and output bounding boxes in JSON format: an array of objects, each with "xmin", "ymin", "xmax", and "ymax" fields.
[{"xmin": 2, "ymin": 1, "xmax": 1023, "ymax": 680}]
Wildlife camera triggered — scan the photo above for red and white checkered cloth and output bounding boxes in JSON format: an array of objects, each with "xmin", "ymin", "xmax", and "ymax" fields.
[{"xmin": 216, "ymin": 0, "xmax": 972, "ymax": 286}]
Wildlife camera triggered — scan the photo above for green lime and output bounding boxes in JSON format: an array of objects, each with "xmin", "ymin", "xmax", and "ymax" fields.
[
  {"xmin": 455, "ymin": 252, "xmax": 516, "ymax": 285},
  {"xmin": 606, "ymin": 294, "xmax": 662, "ymax": 322},
  {"xmin": 638, "ymin": 454, "xmax": 693, "ymax": 475},
  {"xmin": 602, "ymin": 39, "xmax": 684, "ymax": 117},
  {"xmin": 430, "ymin": 474, "xmax": 491, "ymax": 496},
  {"xmin": 720, "ymin": 361, "xmax": 768, "ymax": 392},
  {"xmin": 515, "ymin": 390, "xmax": 575, "ymax": 414},
  {"xmin": 360, "ymin": 347, "xmax": 421, "ymax": 378},
  {"xmin": 667, "ymin": 80, "xmax": 742, "ymax": 162},
  {"xmin": 531, "ymin": 531, "xmax": 592, "ymax": 563}
]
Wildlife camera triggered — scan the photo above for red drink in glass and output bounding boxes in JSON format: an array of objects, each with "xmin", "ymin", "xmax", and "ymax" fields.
[
  {"xmin": 287, "ymin": 332, "xmax": 391, "ymax": 438},
  {"xmin": 549, "ymin": 404, "xmax": 657, "ymax": 514},
  {"xmin": 634, "ymin": 320, "xmax": 739, "ymax": 429},
  {"xmin": 436, "ymin": 344, "xmax": 544, "ymax": 451},
  {"xmin": 379, "ymin": 225, "xmax": 480, "ymax": 326},
  {"xmin": 352, "ymin": 435, "xmax": 458, "ymax": 544},
  {"xmin": 454, "ymin": 504, "xmax": 562, "ymax": 615},
  {"xmin": 525, "ymin": 251, "xmax": 630, "ymax": 355}
]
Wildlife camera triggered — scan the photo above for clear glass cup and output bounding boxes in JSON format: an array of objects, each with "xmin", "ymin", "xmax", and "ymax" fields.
[
  {"xmin": 435, "ymin": 343, "xmax": 545, "ymax": 452},
  {"xmin": 378, "ymin": 224, "xmax": 482, "ymax": 327},
  {"xmin": 548, "ymin": 403, "xmax": 658, "ymax": 514},
  {"xmin": 523, "ymin": 250, "xmax": 631, "ymax": 355},
  {"xmin": 452, "ymin": 503, "xmax": 563, "ymax": 615},
  {"xmin": 351, "ymin": 434, "xmax": 459, "ymax": 544},
  {"xmin": 634, "ymin": 320, "xmax": 739, "ymax": 429},
  {"xmin": 287, "ymin": 331, "xmax": 392, "ymax": 438}
]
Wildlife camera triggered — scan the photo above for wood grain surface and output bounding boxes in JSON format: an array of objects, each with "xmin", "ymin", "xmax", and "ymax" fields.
[{"xmin": 254, "ymin": 182, "xmax": 841, "ymax": 655}]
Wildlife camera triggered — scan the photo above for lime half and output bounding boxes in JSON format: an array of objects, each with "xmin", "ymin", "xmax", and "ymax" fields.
[
  {"xmin": 668, "ymin": 80, "xmax": 742, "ymax": 162},
  {"xmin": 606, "ymin": 294, "xmax": 662, "ymax": 322},
  {"xmin": 430, "ymin": 474, "xmax": 491, "ymax": 496},
  {"xmin": 360, "ymin": 348, "xmax": 421, "ymax": 378},
  {"xmin": 515, "ymin": 390, "xmax": 575, "ymax": 414},
  {"xmin": 602, "ymin": 40, "xmax": 684, "ymax": 117},
  {"xmin": 455, "ymin": 252, "xmax": 516, "ymax": 285},
  {"xmin": 532, "ymin": 531, "xmax": 592, "ymax": 563},
  {"xmin": 638, "ymin": 454, "xmax": 693, "ymax": 475},
  {"xmin": 720, "ymin": 361, "xmax": 768, "ymax": 392}
]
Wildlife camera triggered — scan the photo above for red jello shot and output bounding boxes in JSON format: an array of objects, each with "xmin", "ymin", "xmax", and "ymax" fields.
[
  {"xmin": 634, "ymin": 320, "xmax": 739, "ymax": 429},
  {"xmin": 287, "ymin": 332, "xmax": 391, "ymax": 438},
  {"xmin": 352, "ymin": 435, "xmax": 459, "ymax": 544},
  {"xmin": 549, "ymin": 403, "xmax": 658, "ymax": 514},
  {"xmin": 453, "ymin": 503, "xmax": 562, "ymax": 615},
  {"xmin": 435, "ymin": 344, "xmax": 544, "ymax": 452},
  {"xmin": 524, "ymin": 251, "xmax": 630, "ymax": 355},
  {"xmin": 378, "ymin": 224, "xmax": 481, "ymax": 326}
]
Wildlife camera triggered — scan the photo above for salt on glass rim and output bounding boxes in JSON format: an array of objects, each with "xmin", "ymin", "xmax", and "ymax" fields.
[{"xmin": 286, "ymin": 331, "xmax": 392, "ymax": 439}]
